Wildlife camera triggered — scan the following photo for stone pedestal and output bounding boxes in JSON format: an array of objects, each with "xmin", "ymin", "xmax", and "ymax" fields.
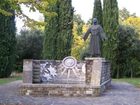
[
  {"xmin": 85, "ymin": 57, "xmax": 106, "ymax": 86},
  {"xmin": 23, "ymin": 59, "xmax": 33, "ymax": 83}
]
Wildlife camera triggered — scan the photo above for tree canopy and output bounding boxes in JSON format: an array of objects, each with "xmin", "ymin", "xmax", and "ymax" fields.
[
  {"xmin": 0, "ymin": 0, "xmax": 16, "ymax": 78},
  {"xmin": 43, "ymin": 0, "xmax": 73, "ymax": 60},
  {"xmin": 0, "ymin": 0, "xmax": 57, "ymax": 29},
  {"xmin": 92, "ymin": 0, "xmax": 103, "ymax": 26}
]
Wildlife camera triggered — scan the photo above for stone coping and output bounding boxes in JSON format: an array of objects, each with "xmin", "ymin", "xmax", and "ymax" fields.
[
  {"xmin": 85, "ymin": 57, "xmax": 110, "ymax": 63},
  {"xmin": 24, "ymin": 59, "xmax": 86, "ymax": 62},
  {"xmin": 20, "ymin": 83, "xmax": 101, "ymax": 88},
  {"xmin": 20, "ymin": 79, "xmax": 111, "ymax": 88},
  {"xmin": 85, "ymin": 57, "xmax": 105, "ymax": 60}
]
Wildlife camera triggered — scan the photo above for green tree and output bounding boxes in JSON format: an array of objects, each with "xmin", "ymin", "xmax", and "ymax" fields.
[
  {"xmin": 71, "ymin": 19, "xmax": 85, "ymax": 60},
  {"xmin": 43, "ymin": 0, "xmax": 73, "ymax": 60},
  {"xmin": 119, "ymin": 8, "xmax": 136, "ymax": 23},
  {"xmin": 124, "ymin": 17, "xmax": 140, "ymax": 36},
  {"xmin": 103, "ymin": 0, "xmax": 119, "ymax": 75},
  {"xmin": 16, "ymin": 30, "xmax": 43, "ymax": 72},
  {"xmin": 17, "ymin": 30, "xmax": 43, "ymax": 60},
  {"xmin": 114, "ymin": 26, "xmax": 138, "ymax": 78},
  {"xmin": 73, "ymin": 14, "xmax": 85, "ymax": 35},
  {"xmin": 0, "ymin": 0, "xmax": 57, "ymax": 29},
  {"xmin": 133, "ymin": 40, "xmax": 140, "ymax": 77},
  {"xmin": 43, "ymin": 1, "xmax": 59, "ymax": 59},
  {"xmin": 92, "ymin": 0, "xmax": 103, "ymax": 26},
  {"xmin": 0, "ymin": 0, "xmax": 16, "ymax": 78},
  {"xmin": 0, "ymin": 0, "xmax": 57, "ymax": 17},
  {"xmin": 56, "ymin": 0, "xmax": 73, "ymax": 59}
]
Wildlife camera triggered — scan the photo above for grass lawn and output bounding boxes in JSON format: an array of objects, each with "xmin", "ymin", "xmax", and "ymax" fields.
[
  {"xmin": 113, "ymin": 78, "xmax": 140, "ymax": 88},
  {"xmin": 0, "ymin": 76, "xmax": 22, "ymax": 85}
]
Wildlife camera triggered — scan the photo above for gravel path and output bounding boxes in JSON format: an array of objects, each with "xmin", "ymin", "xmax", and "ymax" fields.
[{"xmin": 0, "ymin": 80, "xmax": 140, "ymax": 105}]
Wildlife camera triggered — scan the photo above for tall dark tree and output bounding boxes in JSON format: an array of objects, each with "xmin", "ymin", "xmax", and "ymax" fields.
[
  {"xmin": 56, "ymin": 0, "xmax": 73, "ymax": 59},
  {"xmin": 92, "ymin": 0, "xmax": 103, "ymax": 26},
  {"xmin": 103, "ymin": 0, "xmax": 119, "ymax": 76},
  {"xmin": 43, "ymin": 1, "xmax": 59, "ymax": 59},
  {"xmin": 43, "ymin": 0, "xmax": 73, "ymax": 60},
  {"xmin": 0, "ymin": 1, "xmax": 16, "ymax": 78}
]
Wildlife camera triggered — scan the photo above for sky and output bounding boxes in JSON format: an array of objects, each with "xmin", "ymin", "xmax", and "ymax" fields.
[
  {"xmin": 16, "ymin": 0, "xmax": 140, "ymax": 32},
  {"xmin": 72, "ymin": 0, "xmax": 140, "ymax": 22}
]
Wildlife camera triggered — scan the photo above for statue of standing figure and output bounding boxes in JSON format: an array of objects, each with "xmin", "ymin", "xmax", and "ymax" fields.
[{"xmin": 83, "ymin": 18, "xmax": 107, "ymax": 57}]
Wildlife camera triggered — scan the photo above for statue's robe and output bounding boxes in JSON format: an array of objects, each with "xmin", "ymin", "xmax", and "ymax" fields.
[{"xmin": 83, "ymin": 25, "xmax": 106, "ymax": 57}]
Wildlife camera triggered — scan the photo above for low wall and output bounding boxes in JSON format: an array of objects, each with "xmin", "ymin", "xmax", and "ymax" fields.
[
  {"xmin": 20, "ymin": 84, "xmax": 101, "ymax": 97},
  {"xmin": 20, "ymin": 57, "xmax": 111, "ymax": 97}
]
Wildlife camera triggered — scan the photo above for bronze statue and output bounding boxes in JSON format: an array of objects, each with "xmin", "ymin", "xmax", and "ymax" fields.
[{"xmin": 83, "ymin": 18, "xmax": 106, "ymax": 57}]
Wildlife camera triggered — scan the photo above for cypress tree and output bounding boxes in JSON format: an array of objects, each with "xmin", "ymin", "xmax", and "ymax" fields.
[
  {"xmin": 92, "ymin": 0, "xmax": 103, "ymax": 26},
  {"xmin": 43, "ymin": 0, "xmax": 73, "ymax": 60},
  {"xmin": 0, "ymin": 1, "xmax": 16, "ymax": 78},
  {"xmin": 103, "ymin": 0, "xmax": 119, "ymax": 58},
  {"xmin": 56, "ymin": 0, "xmax": 73, "ymax": 59},
  {"xmin": 43, "ymin": 1, "xmax": 59, "ymax": 59},
  {"xmin": 103, "ymin": 0, "xmax": 119, "ymax": 76}
]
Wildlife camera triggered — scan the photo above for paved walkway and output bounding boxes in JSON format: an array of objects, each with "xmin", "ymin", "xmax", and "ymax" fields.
[{"xmin": 0, "ymin": 81, "xmax": 140, "ymax": 105}]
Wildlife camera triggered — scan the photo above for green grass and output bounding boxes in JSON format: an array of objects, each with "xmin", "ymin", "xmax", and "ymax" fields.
[
  {"xmin": 113, "ymin": 78, "xmax": 140, "ymax": 88},
  {"xmin": 0, "ymin": 76, "xmax": 22, "ymax": 85}
]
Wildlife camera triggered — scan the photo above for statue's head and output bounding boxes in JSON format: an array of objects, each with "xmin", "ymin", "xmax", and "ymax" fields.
[{"xmin": 93, "ymin": 18, "xmax": 98, "ymax": 25}]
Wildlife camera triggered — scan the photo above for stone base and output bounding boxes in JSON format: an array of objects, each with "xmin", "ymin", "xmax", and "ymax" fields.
[{"xmin": 19, "ymin": 80, "xmax": 111, "ymax": 97}]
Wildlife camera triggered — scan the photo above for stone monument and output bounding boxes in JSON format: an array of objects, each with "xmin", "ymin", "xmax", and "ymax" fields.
[
  {"xmin": 20, "ymin": 18, "xmax": 111, "ymax": 97},
  {"xmin": 20, "ymin": 56, "xmax": 111, "ymax": 97}
]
